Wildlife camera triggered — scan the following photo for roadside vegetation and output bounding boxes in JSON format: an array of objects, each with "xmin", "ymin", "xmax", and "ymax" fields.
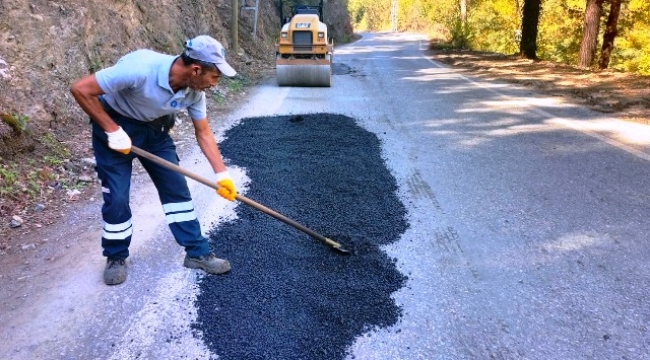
[{"xmin": 348, "ymin": 0, "xmax": 650, "ymax": 75}]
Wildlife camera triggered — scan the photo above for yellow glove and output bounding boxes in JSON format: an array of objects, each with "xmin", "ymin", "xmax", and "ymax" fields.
[
  {"xmin": 105, "ymin": 126, "xmax": 132, "ymax": 154},
  {"xmin": 216, "ymin": 170, "xmax": 237, "ymax": 201}
]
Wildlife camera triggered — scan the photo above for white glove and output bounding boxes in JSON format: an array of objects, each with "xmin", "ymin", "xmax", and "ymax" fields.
[
  {"xmin": 216, "ymin": 170, "xmax": 237, "ymax": 201},
  {"xmin": 105, "ymin": 127, "xmax": 132, "ymax": 154}
]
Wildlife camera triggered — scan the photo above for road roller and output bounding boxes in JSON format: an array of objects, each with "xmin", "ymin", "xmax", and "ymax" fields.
[{"xmin": 276, "ymin": 1, "xmax": 333, "ymax": 87}]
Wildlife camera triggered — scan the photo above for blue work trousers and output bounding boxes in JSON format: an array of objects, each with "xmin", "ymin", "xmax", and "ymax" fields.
[{"xmin": 92, "ymin": 104, "xmax": 210, "ymax": 259}]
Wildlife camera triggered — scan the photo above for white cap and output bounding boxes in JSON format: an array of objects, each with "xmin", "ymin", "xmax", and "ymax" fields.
[{"xmin": 184, "ymin": 35, "xmax": 237, "ymax": 77}]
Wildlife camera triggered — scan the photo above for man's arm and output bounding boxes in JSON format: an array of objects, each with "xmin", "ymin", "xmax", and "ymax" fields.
[
  {"xmin": 192, "ymin": 118, "xmax": 227, "ymax": 173},
  {"xmin": 70, "ymin": 74, "xmax": 131, "ymax": 154},
  {"xmin": 193, "ymin": 118, "xmax": 236, "ymax": 201},
  {"xmin": 70, "ymin": 74, "xmax": 119, "ymax": 132}
]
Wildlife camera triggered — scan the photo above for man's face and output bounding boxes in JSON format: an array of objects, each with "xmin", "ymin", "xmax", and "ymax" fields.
[{"xmin": 188, "ymin": 66, "xmax": 221, "ymax": 91}]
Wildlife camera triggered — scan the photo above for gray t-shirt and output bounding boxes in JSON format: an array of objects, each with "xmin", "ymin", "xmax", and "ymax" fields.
[{"xmin": 95, "ymin": 49, "xmax": 207, "ymax": 121}]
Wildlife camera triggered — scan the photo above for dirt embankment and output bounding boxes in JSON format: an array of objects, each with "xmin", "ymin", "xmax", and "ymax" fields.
[
  {"xmin": 0, "ymin": 0, "xmax": 272, "ymax": 247},
  {"xmin": 0, "ymin": 0, "xmax": 276, "ymax": 150},
  {"xmin": 0, "ymin": 0, "xmax": 353, "ymax": 245}
]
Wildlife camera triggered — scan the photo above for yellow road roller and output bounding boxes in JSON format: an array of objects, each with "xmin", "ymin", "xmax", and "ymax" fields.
[{"xmin": 276, "ymin": 1, "xmax": 333, "ymax": 87}]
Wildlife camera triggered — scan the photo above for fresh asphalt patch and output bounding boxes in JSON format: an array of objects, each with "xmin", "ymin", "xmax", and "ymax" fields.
[
  {"xmin": 332, "ymin": 63, "xmax": 365, "ymax": 77},
  {"xmin": 193, "ymin": 114, "xmax": 409, "ymax": 359}
]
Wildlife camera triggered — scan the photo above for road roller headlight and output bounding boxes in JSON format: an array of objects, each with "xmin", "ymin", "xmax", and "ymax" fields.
[
  {"xmin": 281, "ymin": 32, "xmax": 288, "ymax": 39},
  {"xmin": 318, "ymin": 32, "xmax": 325, "ymax": 39}
]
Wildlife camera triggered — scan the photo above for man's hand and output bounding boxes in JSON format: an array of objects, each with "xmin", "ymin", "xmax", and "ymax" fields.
[
  {"xmin": 105, "ymin": 127, "xmax": 132, "ymax": 154},
  {"xmin": 216, "ymin": 170, "xmax": 237, "ymax": 201}
]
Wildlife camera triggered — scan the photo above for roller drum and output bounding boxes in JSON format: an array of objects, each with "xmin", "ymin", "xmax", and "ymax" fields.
[{"xmin": 276, "ymin": 63, "xmax": 332, "ymax": 87}]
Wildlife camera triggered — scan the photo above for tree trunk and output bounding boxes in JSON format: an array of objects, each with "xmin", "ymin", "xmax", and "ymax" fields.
[
  {"xmin": 577, "ymin": 0, "xmax": 604, "ymax": 68},
  {"xmin": 598, "ymin": 0, "xmax": 622, "ymax": 69},
  {"xmin": 460, "ymin": 0, "xmax": 467, "ymax": 25},
  {"xmin": 520, "ymin": 0, "xmax": 541, "ymax": 59}
]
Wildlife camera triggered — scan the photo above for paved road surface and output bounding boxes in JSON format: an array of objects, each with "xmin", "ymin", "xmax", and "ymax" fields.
[
  {"xmin": 221, "ymin": 32, "xmax": 650, "ymax": 360},
  {"xmin": 3, "ymin": 32, "xmax": 650, "ymax": 359}
]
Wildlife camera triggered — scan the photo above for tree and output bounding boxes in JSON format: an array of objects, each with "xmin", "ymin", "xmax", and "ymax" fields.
[
  {"xmin": 577, "ymin": 0, "xmax": 605, "ymax": 68},
  {"xmin": 460, "ymin": 0, "xmax": 467, "ymax": 25},
  {"xmin": 519, "ymin": 0, "xmax": 541, "ymax": 59},
  {"xmin": 598, "ymin": 0, "xmax": 622, "ymax": 69}
]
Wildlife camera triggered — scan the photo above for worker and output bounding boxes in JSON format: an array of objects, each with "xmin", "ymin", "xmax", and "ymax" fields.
[{"xmin": 70, "ymin": 35, "xmax": 237, "ymax": 285}]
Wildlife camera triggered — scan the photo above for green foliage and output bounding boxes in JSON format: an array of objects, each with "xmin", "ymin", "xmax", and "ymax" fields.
[
  {"xmin": 43, "ymin": 156, "xmax": 65, "ymax": 166},
  {"xmin": 1, "ymin": 112, "xmax": 30, "ymax": 133},
  {"xmin": 468, "ymin": 0, "xmax": 521, "ymax": 54},
  {"xmin": 397, "ymin": 0, "xmax": 433, "ymax": 32},
  {"xmin": 537, "ymin": 0, "xmax": 584, "ymax": 63},
  {"xmin": 0, "ymin": 155, "xmax": 76, "ymax": 201},
  {"xmin": 0, "ymin": 162, "xmax": 20, "ymax": 198},
  {"xmin": 211, "ymin": 77, "xmax": 245, "ymax": 106},
  {"xmin": 224, "ymin": 77, "xmax": 244, "ymax": 93},
  {"xmin": 212, "ymin": 92, "xmax": 226, "ymax": 105},
  {"xmin": 426, "ymin": 0, "xmax": 456, "ymax": 25},
  {"xmin": 349, "ymin": 0, "xmax": 391, "ymax": 30},
  {"xmin": 0, "ymin": 133, "xmax": 74, "ymax": 200},
  {"xmin": 367, "ymin": 0, "xmax": 392, "ymax": 30},
  {"xmin": 609, "ymin": 0, "xmax": 650, "ymax": 74},
  {"xmin": 449, "ymin": 20, "xmax": 470, "ymax": 49},
  {"xmin": 340, "ymin": 33, "xmax": 354, "ymax": 43},
  {"xmin": 0, "ymin": 163, "xmax": 18, "ymax": 187},
  {"xmin": 39, "ymin": 133, "xmax": 71, "ymax": 168},
  {"xmin": 89, "ymin": 59, "xmax": 103, "ymax": 74},
  {"xmin": 40, "ymin": 133, "xmax": 71, "ymax": 160},
  {"xmin": 26, "ymin": 170, "xmax": 41, "ymax": 197},
  {"xmin": 350, "ymin": 1, "xmax": 365, "ymax": 25},
  {"xmin": 348, "ymin": 0, "xmax": 367, "ymax": 28}
]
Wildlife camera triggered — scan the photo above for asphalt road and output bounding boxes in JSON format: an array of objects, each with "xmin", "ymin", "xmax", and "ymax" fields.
[
  {"xmin": 4, "ymin": 32, "xmax": 650, "ymax": 359},
  {"xmin": 208, "ymin": 32, "xmax": 650, "ymax": 359}
]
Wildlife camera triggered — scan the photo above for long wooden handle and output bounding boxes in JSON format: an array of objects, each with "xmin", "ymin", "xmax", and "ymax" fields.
[{"xmin": 130, "ymin": 145, "xmax": 348, "ymax": 252}]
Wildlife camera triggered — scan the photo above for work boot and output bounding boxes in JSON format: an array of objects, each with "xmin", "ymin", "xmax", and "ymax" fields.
[
  {"xmin": 104, "ymin": 257, "xmax": 127, "ymax": 285},
  {"xmin": 183, "ymin": 252, "xmax": 231, "ymax": 274}
]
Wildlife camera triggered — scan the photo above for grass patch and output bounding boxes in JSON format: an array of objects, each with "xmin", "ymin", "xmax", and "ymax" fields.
[
  {"xmin": 212, "ymin": 92, "xmax": 226, "ymax": 105},
  {"xmin": 223, "ymin": 77, "xmax": 244, "ymax": 92},
  {"xmin": 211, "ymin": 76, "xmax": 246, "ymax": 105},
  {"xmin": 0, "ymin": 133, "xmax": 78, "ymax": 207},
  {"xmin": 0, "ymin": 162, "xmax": 18, "ymax": 191},
  {"xmin": 40, "ymin": 133, "xmax": 71, "ymax": 160},
  {"xmin": 1, "ymin": 112, "xmax": 30, "ymax": 133},
  {"xmin": 88, "ymin": 57, "xmax": 104, "ymax": 74}
]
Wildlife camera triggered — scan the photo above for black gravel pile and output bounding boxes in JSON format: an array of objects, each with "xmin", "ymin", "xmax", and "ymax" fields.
[{"xmin": 193, "ymin": 114, "xmax": 409, "ymax": 360}]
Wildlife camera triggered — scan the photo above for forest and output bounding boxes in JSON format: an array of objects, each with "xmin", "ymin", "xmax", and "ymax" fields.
[{"xmin": 347, "ymin": 0, "xmax": 650, "ymax": 75}]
